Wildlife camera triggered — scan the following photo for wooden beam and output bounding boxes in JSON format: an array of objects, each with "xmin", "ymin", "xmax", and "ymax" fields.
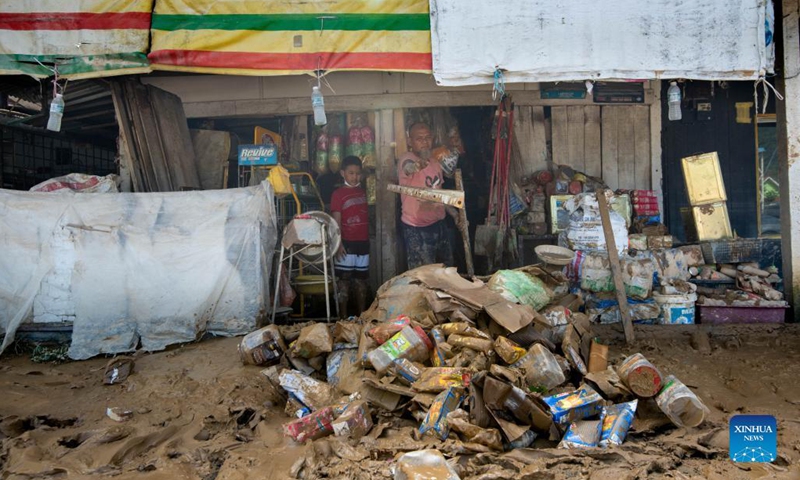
[
  {"xmin": 649, "ymin": 82, "xmax": 663, "ymax": 207},
  {"xmin": 183, "ymin": 89, "xmax": 656, "ymax": 119},
  {"xmin": 376, "ymin": 109, "xmax": 398, "ymax": 283},
  {"xmin": 596, "ymin": 189, "xmax": 635, "ymax": 344},
  {"xmin": 454, "ymin": 169, "xmax": 474, "ymax": 277},
  {"xmin": 778, "ymin": 0, "xmax": 800, "ymax": 322}
]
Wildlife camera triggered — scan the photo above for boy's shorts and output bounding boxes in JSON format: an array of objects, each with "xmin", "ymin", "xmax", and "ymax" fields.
[{"xmin": 335, "ymin": 240, "xmax": 369, "ymax": 280}]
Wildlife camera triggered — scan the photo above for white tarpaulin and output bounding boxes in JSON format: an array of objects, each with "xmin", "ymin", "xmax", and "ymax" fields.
[
  {"xmin": 430, "ymin": 0, "xmax": 774, "ymax": 86},
  {"xmin": 0, "ymin": 182, "xmax": 277, "ymax": 359}
]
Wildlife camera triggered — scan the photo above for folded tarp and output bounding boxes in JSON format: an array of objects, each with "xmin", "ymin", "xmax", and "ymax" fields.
[
  {"xmin": 0, "ymin": 181, "xmax": 277, "ymax": 359},
  {"xmin": 430, "ymin": 0, "xmax": 775, "ymax": 86}
]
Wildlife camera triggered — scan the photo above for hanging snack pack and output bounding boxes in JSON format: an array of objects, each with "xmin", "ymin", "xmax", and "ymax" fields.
[
  {"xmin": 329, "ymin": 135, "xmax": 343, "ymax": 173},
  {"xmin": 361, "ymin": 124, "xmax": 376, "ymax": 168},
  {"xmin": 347, "ymin": 123, "xmax": 364, "ymax": 158},
  {"xmin": 314, "ymin": 131, "xmax": 329, "ymax": 175}
]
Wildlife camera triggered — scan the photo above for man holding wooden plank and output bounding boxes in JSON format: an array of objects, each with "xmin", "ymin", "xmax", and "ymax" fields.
[{"xmin": 398, "ymin": 122, "xmax": 462, "ymax": 270}]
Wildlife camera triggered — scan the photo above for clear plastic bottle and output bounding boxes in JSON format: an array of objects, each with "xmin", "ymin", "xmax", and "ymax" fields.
[
  {"xmin": 46, "ymin": 93, "xmax": 65, "ymax": 132},
  {"xmin": 667, "ymin": 81, "xmax": 682, "ymax": 121},
  {"xmin": 311, "ymin": 86, "xmax": 327, "ymax": 126}
]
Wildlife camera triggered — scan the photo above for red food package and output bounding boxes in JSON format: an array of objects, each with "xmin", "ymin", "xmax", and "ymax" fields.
[
  {"xmin": 348, "ymin": 125, "xmax": 364, "ymax": 146},
  {"xmin": 360, "ymin": 125, "xmax": 375, "ymax": 144},
  {"xmin": 316, "ymin": 132, "xmax": 328, "ymax": 151},
  {"xmin": 284, "ymin": 407, "xmax": 335, "ymax": 443}
]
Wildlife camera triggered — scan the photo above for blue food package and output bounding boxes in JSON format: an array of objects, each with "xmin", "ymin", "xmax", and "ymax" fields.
[
  {"xmin": 599, "ymin": 399, "xmax": 638, "ymax": 447},
  {"xmin": 419, "ymin": 386, "xmax": 465, "ymax": 440},
  {"xmin": 558, "ymin": 419, "xmax": 603, "ymax": 449},
  {"xmin": 543, "ymin": 385, "xmax": 604, "ymax": 427}
]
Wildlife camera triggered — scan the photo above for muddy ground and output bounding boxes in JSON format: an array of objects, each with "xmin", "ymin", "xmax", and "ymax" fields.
[{"xmin": 1, "ymin": 323, "xmax": 800, "ymax": 480}]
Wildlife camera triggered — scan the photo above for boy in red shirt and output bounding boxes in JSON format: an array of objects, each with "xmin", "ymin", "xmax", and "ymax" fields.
[{"xmin": 330, "ymin": 156, "xmax": 369, "ymax": 317}]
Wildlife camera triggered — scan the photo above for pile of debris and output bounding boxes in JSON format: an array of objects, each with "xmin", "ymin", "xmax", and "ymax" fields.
[{"xmin": 239, "ymin": 264, "xmax": 710, "ymax": 479}]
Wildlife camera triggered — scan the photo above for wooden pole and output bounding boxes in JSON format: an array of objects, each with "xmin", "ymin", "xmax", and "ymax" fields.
[
  {"xmin": 596, "ymin": 189, "xmax": 635, "ymax": 343},
  {"xmin": 454, "ymin": 169, "xmax": 474, "ymax": 277}
]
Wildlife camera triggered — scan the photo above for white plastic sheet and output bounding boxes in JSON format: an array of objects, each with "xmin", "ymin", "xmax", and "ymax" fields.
[
  {"xmin": 0, "ymin": 182, "xmax": 277, "ymax": 359},
  {"xmin": 430, "ymin": 0, "xmax": 773, "ymax": 86}
]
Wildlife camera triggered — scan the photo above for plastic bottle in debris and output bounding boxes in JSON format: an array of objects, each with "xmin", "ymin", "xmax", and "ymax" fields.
[
  {"xmin": 311, "ymin": 86, "xmax": 327, "ymax": 126},
  {"xmin": 667, "ymin": 82, "xmax": 682, "ymax": 121},
  {"xmin": 655, "ymin": 375, "xmax": 709, "ymax": 428},
  {"xmin": 46, "ymin": 94, "xmax": 65, "ymax": 132},
  {"xmin": 368, "ymin": 325, "xmax": 432, "ymax": 374}
]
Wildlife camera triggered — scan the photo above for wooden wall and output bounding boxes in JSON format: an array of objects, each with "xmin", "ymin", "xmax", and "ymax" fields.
[{"xmin": 552, "ymin": 105, "xmax": 652, "ymax": 190}]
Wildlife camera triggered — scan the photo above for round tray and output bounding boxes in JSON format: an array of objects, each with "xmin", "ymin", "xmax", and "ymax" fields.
[{"xmin": 534, "ymin": 245, "xmax": 575, "ymax": 265}]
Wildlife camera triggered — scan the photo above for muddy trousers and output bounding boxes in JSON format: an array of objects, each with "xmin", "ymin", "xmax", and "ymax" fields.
[
  {"xmin": 402, "ymin": 221, "xmax": 454, "ymax": 270},
  {"xmin": 336, "ymin": 276, "xmax": 368, "ymax": 318}
]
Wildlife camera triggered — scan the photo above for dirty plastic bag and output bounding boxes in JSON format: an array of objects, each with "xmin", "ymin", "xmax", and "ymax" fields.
[
  {"xmin": 564, "ymin": 193, "xmax": 628, "ymax": 254},
  {"xmin": 293, "ymin": 323, "xmax": 333, "ymax": 358},
  {"xmin": 279, "ymin": 266, "xmax": 296, "ymax": 307},
  {"xmin": 333, "ymin": 321, "xmax": 361, "ymax": 345},
  {"xmin": 440, "ymin": 322, "xmax": 491, "ymax": 340},
  {"xmin": 558, "ymin": 419, "xmax": 603, "ymax": 449},
  {"xmin": 413, "ymin": 367, "xmax": 471, "ymax": 393},
  {"xmin": 30, "ymin": 173, "xmax": 119, "ymax": 193},
  {"xmin": 394, "ymin": 449, "xmax": 460, "ymax": 480},
  {"xmin": 487, "ymin": 270, "xmax": 552, "ymax": 310},
  {"xmin": 446, "ymin": 409, "xmax": 503, "ymax": 451},
  {"xmin": 494, "ymin": 336, "xmax": 527, "ymax": 364},
  {"xmin": 279, "ymin": 370, "xmax": 335, "ymax": 411},
  {"xmin": 543, "ymin": 384, "xmax": 604, "ymax": 428},
  {"xmin": 447, "ymin": 334, "xmax": 493, "ymax": 353},
  {"xmin": 599, "ymin": 399, "xmax": 638, "ymax": 447}
]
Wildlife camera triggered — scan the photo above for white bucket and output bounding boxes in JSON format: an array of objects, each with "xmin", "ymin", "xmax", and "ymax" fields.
[{"xmin": 652, "ymin": 292, "xmax": 697, "ymax": 325}]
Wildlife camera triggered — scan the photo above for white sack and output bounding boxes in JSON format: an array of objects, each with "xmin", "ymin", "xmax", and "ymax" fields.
[
  {"xmin": 0, "ymin": 181, "xmax": 277, "ymax": 359},
  {"xmin": 430, "ymin": 0, "xmax": 773, "ymax": 86}
]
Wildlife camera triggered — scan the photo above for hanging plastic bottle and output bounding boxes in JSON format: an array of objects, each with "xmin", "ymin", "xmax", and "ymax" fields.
[
  {"xmin": 311, "ymin": 86, "xmax": 327, "ymax": 126},
  {"xmin": 667, "ymin": 82, "xmax": 682, "ymax": 121},
  {"xmin": 46, "ymin": 93, "xmax": 65, "ymax": 132}
]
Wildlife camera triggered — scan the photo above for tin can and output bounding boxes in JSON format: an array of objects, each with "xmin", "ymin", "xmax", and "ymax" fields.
[{"xmin": 617, "ymin": 353, "xmax": 662, "ymax": 398}]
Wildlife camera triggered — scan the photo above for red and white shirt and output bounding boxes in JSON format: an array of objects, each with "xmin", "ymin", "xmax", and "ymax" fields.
[{"xmin": 330, "ymin": 186, "xmax": 369, "ymax": 241}]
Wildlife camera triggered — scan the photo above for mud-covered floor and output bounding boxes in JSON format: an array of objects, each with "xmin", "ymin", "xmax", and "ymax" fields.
[{"xmin": 2, "ymin": 323, "xmax": 799, "ymax": 480}]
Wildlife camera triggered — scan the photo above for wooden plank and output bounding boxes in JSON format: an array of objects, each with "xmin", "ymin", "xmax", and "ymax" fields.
[
  {"xmin": 513, "ymin": 106, "xmax": 534, "ymax": 178},
  {"xmin": 531, "ymin": 106, "xmax": 548, "ymax": 170},
  {"xmin": 596, "ymin": 189, "xmax": 635, "ymax": 344},
  {"xmin": 394, "ymin": 109, "xmax": 407, "ymax": 159},
  {"xmin": 632, "ymin": 105, "xmax": 651, "ymax": 189},
  {"xmin": 126, "ymin": 84, "xmax": 160, "ymax": 191},
  {"xmin": 650, "ymin": 84, "xmax": 663, "ymax": 209},
  {"xmin": 583, "ymin": 106, "xmax": 602, "ymax": 178},
  {"xmin": 149, "ymin": 85, "xmax": 201, "ymax": 189},
  {"xmin": 566, "ymin": 106, "xmax": 585, "ymax": 171},
  {"xmin": 130, "ymin": 83, "xmax": 172, "ymax": 191},
  {"xmin": 551, "ymin": 106, "xmax": 569, "ymax": 165},
  {"xmin": 617, "ymin": 106, "xmax": 636, "ymax": 190},
  {"xmin": 377, "ymin": 109, "xmax": 398, "ymax": 282},
  {"xmin": 110, "ymin": 81, "xmax": 144, "ymax": 192},
  {"xmin": 454, "ymin": 169, "xmax": 474, "ymax": 277},
  {"xmin": 601, "ymin": 106, "xmax": 619, "ymax": 190},
  {"xmin": 183, "ymin": 89, "xmax": 658, "ymax": 119}
]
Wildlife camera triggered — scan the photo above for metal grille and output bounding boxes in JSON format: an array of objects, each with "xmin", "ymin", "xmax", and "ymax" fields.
[{"xmin": 0, "ymin": 125, "xmax": 117, "ymax": 190}]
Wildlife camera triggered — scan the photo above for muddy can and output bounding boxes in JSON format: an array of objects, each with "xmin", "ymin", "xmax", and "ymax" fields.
[
  {"xmin": 617, "ymin": 353, "xmax": 662, "ymax": 398},
  {"xmin": 238, "ymin": 325, "xmax": 286, "ymax": 366},
  {"xmin": 655, "ymin": 375, "xmax": 709, "ymax": 428}
]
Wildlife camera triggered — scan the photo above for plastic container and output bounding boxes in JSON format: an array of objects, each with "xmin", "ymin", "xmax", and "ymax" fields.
[
  {"xmin": 655, "ymin": 375, "xmax": 709, "ymax": 428},
  {"xmin": 46, "ymin": 94, "xmax": 65, "ymax": 132},
  {"xmin": 394, "ymin": 449, "xmax": 460, "ymax": 480},
  {"xmin": 667, "ymin": 81, "xmax": 682, "ymax": 121},
  {"xmin": 617, "ymin": 353, "xmax": 662, "ymax": 398},
  {"xmin": 368, "ymin": 325, "xmax": 432, "ymax": 374},
  {"xmin": 653, "ymin": 292, "xmax": 697, "ymax": 325},
  {"xmin": 238, "ymin": 325, "xmax": 286, "ymax": 366},
  {"xmin": 512, "ymin": 343, "xmax": 565, "ymax": 390},
  {"xmin": 311, "ymin": 86, "xmax": 327, "ymax": 126}
]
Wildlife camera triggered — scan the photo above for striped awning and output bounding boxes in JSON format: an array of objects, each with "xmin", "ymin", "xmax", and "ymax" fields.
[
  {"xmin": 148, "ymin": 0, "xmax": 432, "ymax": 75},
  {"xmin": 0, "ymin": 0, "xmax": 153, "ymax": 79}
]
